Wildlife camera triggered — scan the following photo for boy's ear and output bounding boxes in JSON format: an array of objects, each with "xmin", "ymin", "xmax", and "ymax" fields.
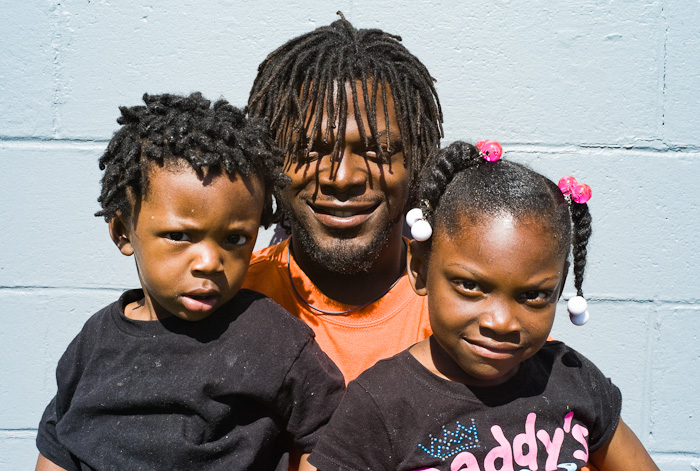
[
  {"xmin": 407, "ymin": 240, "xmax": 429, "ymax": 296},
  {"xmin": 108, "ymin": 215, "xmax": 134, "ymax": 256},
  {"xmin": 556, "ymin": 261, "xmax": 570, "ymax": 300}
]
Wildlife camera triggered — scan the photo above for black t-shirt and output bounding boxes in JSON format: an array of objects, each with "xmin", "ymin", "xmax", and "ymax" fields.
[
  {"xmin": 310, "ymin": 341, "xmax": 621, "ymax": 471},
  {"xmin": 37, "ymin": 289, "xmax": 345, "ymax": 471}
]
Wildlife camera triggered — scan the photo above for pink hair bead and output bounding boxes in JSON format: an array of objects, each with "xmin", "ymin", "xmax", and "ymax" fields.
[
  {"xmin": 571, "ymin": 183, "xmax": 592, "ymax": 204},
  {"xmin": 558, "ymin": 176, "xmax": 578, "ymax": 195},
  {"xmin": 558, "ymin": 176, "xmax": 592, "ymax": 204},
  {"xmin": 477, "ymin": 140, "xmax": 502, "ymax": 162}
]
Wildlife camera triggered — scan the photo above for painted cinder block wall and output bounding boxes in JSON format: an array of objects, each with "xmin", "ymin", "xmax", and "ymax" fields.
[{"xmin": 2, "ymin": 1, "xmax": 698, "ymax": 469}]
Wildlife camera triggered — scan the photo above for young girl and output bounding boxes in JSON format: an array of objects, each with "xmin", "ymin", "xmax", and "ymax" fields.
[{"xmin": 308, "ymin": 141, "xmax": 658, "ymax": 471}]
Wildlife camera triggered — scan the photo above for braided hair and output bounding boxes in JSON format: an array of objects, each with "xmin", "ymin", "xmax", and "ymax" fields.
[
  {"xmin": 96, "ymin": 92, "xmax": 286, "ymax": 227},
  {"xmin": 415, "ymin": 141, "xmax": 592, "ymax": 298},
  {"xmin": 248, "ymin": 12, "xmax": 443, "ymax": 202}
]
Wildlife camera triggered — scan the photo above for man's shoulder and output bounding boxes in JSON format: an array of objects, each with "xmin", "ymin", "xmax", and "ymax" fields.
[{"xmin": 248, "ymin": 238, "xmax": 289, "ymax": 269}]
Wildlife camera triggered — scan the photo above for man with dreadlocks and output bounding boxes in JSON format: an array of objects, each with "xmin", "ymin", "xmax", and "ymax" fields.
[{"xmin": 243, "ymin": 13, "xmax": 443, "ymax": 382}]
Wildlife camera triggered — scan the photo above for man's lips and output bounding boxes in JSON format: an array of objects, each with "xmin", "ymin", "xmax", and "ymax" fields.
[{"xmin": 308, "ymin": 202, "xmax": 380, "ymax": 228}]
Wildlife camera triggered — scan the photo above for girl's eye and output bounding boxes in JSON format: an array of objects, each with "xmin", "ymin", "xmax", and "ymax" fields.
[
  {"xmin": 227, "ymin": 234, "xmax": 249, "ymax": 246},
  {"xmin": 166, "ymin": 232, "xmax": 190, "ymax": 242},
  {"xmin": 521, "ymin": 291, "xmax": 551, "ymax": 306}
]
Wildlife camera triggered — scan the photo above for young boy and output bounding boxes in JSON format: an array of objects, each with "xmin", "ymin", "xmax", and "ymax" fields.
[{"xmin": 35, "ymin": 93, "xmax": 345, "ymax": 471}]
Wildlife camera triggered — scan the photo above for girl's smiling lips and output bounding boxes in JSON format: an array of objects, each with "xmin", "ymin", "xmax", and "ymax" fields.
[{"xmin": 465, "ymin": 338, "xmax": 520, "ymax": 360}]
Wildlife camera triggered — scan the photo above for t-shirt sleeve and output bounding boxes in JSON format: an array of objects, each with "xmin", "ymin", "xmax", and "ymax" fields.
[
  {"xmin": 309, "ymin": 380, "xmax": 394, "ymax": 471},
  {"xmin": 277, "ymin": 337, "xmax": 346, "ymax": 453},
  {"xmin": 36, "ymin": 333, "xmax": 85, "ymax": 471},
  {"xmin": 576, "ymin": 348, "xmax": 623, "ymax": 452}
]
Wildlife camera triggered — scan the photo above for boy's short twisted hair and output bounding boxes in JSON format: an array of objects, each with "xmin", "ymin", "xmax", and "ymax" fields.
[
  {"xmin": 248, "ymin": 13, "xmax": 443, "ymax": 202},
  {"xmin": 96, "ymin": 92, "xmax": 285, "ymax": 227}
]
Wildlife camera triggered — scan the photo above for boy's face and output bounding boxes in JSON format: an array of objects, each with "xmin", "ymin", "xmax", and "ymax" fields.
[{"xmin": 110, "ymin": 163, "xmax": 264, "ymax": 322}]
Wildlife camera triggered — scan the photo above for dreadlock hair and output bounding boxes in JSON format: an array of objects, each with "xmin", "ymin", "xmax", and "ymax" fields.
[
  {"xmin": 96, "ymin": 92, "xmax": 286, "ymax": 227},
  {"xmin": 248, "ymin": 12, "xmax": 443, "ymax": 204},
  {"xmin": 415, "ymin": 140, "xmax": 593, "ymax": 299}
]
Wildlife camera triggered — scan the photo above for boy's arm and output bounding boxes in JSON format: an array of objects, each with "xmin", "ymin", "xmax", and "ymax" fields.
[
  {"xmin": 36, "ymin": 454, "xmax": 68, "ymax": 471},
  {"xmin": 589, "ymin": 417, "xmax": 659, "ymax": 471}
]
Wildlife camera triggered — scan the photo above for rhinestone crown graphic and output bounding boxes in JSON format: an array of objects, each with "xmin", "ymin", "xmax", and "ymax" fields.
[{"xmin": 418, "ymin": 419, "xmax": 479, "ymax": 460}]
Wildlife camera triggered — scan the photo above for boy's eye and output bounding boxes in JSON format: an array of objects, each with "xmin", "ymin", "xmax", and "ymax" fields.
[
  {"xmin": 166, "ymin": 232, "xmax": 190, "ymax": 242},
  {"xmin": 227, "ymin": 234, "xmax": 249, "ymax": 246}
]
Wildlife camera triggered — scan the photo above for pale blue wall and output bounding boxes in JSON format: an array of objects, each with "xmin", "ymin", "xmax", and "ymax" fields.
[{"xmin": 2, "ymin": 1, "xmax": 699, "ymax": 469}]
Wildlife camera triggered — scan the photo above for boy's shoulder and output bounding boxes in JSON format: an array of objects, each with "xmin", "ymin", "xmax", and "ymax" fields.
[{"xmin": 232, "ymin": 288, "xmax": 315, "ymax": 338}]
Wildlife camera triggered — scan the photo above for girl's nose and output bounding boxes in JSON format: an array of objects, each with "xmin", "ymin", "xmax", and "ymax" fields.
[
  {"xmin": 479, "ymin": 300, "xmax": 521, "ymax": 336},
  {"xmin": 191, "ymin": 242, "xmax": 225, "ymax": 274}
]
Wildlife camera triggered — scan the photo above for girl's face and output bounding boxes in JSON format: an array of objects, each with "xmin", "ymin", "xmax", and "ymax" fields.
[{"xmin": 409, "ymin": 214, "xmax": 567, "ymax": 387}]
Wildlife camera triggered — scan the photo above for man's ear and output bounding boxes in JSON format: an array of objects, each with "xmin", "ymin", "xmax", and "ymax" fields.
[
  {"xmin": 407, "ymin": 240, "xmax": 429, "ymax": 296},
  {"xmin": 556, "ymin": 261, "xmax": 570, "ymax": 300},
  {"xmin": 108, "ymin": 215, "xmax": 134, "ymax": 256}
]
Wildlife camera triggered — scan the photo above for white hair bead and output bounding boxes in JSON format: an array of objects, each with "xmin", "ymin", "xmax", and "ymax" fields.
[
  {"xmin": 570, "ymin": 310, "xmax": 590, "ymax": 326},
  {"xmin": 411, "ymin": 219, "xmax": 433, "ymax": 241},
  {"xmin": 406, "ymin": 208, "xmax": 424, "ymax": 228},
  {"xmin": 567, "ymin": 296, "xmax": 588, "ymax": 315},
  {"xmin": 567, "ymin": 296, "xmax": 589, "ymax": 326}
]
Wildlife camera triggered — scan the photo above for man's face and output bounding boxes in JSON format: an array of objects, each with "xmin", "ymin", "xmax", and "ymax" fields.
[{"xmin": 280, "ymin": 81, "xmax": 410, "ymax": 274}]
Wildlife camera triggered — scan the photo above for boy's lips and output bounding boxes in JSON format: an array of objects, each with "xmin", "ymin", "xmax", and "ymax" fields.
[{"xmin": 181, "ymin": 291, "xmax": 219, "ymax": 312}]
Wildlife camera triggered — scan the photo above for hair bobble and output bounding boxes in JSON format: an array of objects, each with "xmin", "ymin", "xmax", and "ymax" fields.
[
  {"xmin": 476, "ymin": 140, "xmax": 503, "ymax": 162},
  {"xmin": 567, "ymin": 296, "xmax": 589, "ymax": 326},
  {"xmin": 406, "ymin": 202, "xmax": 433, "ymax": 241},
  {"xmin": 558, "ymin": 176, "xmax": 592, "ymax": 204}
]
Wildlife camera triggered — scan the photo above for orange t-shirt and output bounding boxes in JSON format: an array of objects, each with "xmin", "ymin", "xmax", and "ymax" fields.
[{"xmin": 242, "ymin": 238, "xmax": 432, "ymax": 383}]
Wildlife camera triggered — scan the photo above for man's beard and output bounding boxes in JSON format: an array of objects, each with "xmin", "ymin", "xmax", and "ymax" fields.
[{"xmin": 285, "ymin": 207, "xmax": 396, "ymax": 275}]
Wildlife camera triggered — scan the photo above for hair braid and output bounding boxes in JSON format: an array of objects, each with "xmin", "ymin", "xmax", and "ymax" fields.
[{"xmin": 570, "ymin": 203, "xmax": 592, "ymax": 297}]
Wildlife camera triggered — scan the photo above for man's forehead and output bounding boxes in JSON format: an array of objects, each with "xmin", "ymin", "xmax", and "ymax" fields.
[{"xmin": 297, "ymin": 80, "xmax": 401, "ymax": 136}]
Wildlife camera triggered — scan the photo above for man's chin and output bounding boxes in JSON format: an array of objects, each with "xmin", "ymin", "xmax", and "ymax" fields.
[{"xmin": 292, "ymin": 222, "xmax": 393, "ymax": 275}]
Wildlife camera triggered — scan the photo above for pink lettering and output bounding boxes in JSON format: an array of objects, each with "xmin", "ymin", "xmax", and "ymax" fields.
[
  {"xmin": 536, "ymin": 427, "xmax": 564, "ymax": 471},
  {"xmin": 513, "ymin": 412, "xmax": 538, "ymax": 471},
  {"xmin": 484, "ymin": 425, "xmax": 514, "ymax": 471},
  {"xmin": 571, "ymin": 424, "xmax": 589, "ymax": 462},
  {"xmin": 451, "ymin": 452, "xmax": 481, "ymax": 471},
  {"xmin": 563, "ymin": 411, "xmax": 574, "ymax": 433}
]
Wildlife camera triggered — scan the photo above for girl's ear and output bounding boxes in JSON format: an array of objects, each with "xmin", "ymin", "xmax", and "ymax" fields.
[
  {"xmin": 108, "ymin": 215, "xmax": 134, "ymax": 256},
  {"xmin": 407, "ymin": 240, "xmax": 429, "ymax": 296}
]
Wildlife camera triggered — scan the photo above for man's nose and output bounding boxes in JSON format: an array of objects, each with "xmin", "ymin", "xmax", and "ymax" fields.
[{"xmin": 319, "ymin": 150, "xmax": 368, "ymax": 197}]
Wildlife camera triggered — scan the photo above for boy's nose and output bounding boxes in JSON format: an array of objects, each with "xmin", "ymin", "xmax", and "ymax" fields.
[{"xmin": 192, "ymin": 242, "xmax": 225, "ymax": 274}]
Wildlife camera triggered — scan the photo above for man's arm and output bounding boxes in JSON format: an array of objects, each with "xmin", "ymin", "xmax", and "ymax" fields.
[
  {"xmin": 36, "ymin": 454, "xmax": 68, "ymax": 471},
  {"xmin": 589, "ymin": 417, "xmax": 659, "ymax": 471}
]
